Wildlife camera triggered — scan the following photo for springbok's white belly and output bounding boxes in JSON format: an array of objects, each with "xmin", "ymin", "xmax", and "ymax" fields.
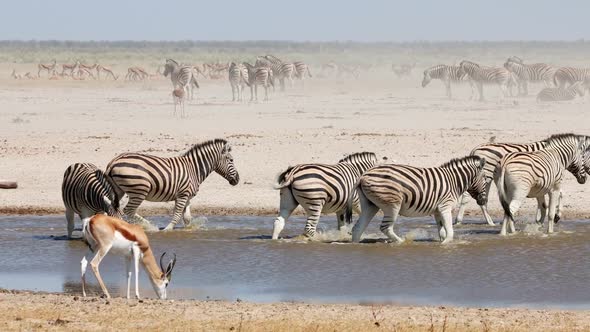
[{"xmin": 109, "ymin": 231, "xmax": 136, "ymax": 256}]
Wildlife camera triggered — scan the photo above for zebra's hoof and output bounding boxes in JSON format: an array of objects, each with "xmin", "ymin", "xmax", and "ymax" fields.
[{"xmin": 293, "ymin": 234, "xmax": 311, "ymax": 242}]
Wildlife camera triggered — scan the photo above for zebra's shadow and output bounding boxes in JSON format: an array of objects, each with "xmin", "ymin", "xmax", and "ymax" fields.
[{"xmin": 33, "ymin": 235, "xmax": 81, "ymax": 241}]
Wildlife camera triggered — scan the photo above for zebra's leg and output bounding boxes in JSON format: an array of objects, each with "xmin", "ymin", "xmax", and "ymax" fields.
[
  {"xmin": 481, "ymin": 180, "xmax": 495, "ymax": 226},
  {"xmin": 302, "ymin": 204, "xmax": 323, "ymax": 239},
  {"xmin": 477, "ymin": 82, "xmax": 484, "ymax": 101},
  {"xmin": 231, "ymin": 84, "xmax": 236, "ymax": 102},
  {"xmin": 254, "ymin": 84, "xmax": 259, "ymax": 102},
  {"xmin": 435, "ymin": 211, "xmax": 446, "ymax": 241},
  {"xmin": 163, "ymin": 195, "xmax": 190, "ymax": 231},
  {"xmin": 124, "ymin": 194, "xmax": 151, "ymax": 226},
  {"xmin": 454, "ymin": 192, "xmax": 470, "ymax": 225},
  {"xmin": 182, "ymin": 200, "xmax": 192, "ymax": 226},
  {"xmin": 500, "ymin": 199, "xmax": 522, "ymax": 236},
  {"xmin": 380, "ymin": 206, "xmax": 404, "ymax": 243},
  {"xmin": 249, "ymin": 85, "xmax": 254, "ymax": 102},
  {"xmin": 351, "ymin": 191, "xmax": 379, "ymax": 243},
  {"xmin": 439, "ymin": 209, "xmax": 455, "ymax": 244},
  {"xmin": 336, "ymin": 211, "xmax": 346, "ymax": 231},
  {"xmin": 264, "ymin": 85, "xmax": 269, "ymax": 101},
  {"xmin": 65, "ymin": 207, "xmax": 75, "ymax": 238},
  {"xmin": 547, "ymin": 190, "xmax": 560, "ymax": 234},
  {"xmin": 555, "ymin": 190, "xmax": 563, "ymax": 223},
  {"xmin": 273, "ymin": 188, "xmax": 298, "ymax": 240},
  {"xmin": 536, "ymin": 196, "xmax": 547, "ymax": 225},
  {"xmin": 445, "ymin": 81, "xmax": 452, "ymax": 99}
]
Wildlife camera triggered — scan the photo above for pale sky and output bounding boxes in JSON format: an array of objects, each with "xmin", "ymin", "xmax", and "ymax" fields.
[{"xmin": 2, "ymin": 0, "xmax": 589, "ymax": 41}]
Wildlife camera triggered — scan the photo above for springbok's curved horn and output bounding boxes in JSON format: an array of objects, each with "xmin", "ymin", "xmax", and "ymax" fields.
[
  {"xmin": 166, "ymin": 253, "xmax": 177, "ymax": 281},
  {"xmin": 159, "ymin": 252, "xmax": 167, "ymax": 272}
]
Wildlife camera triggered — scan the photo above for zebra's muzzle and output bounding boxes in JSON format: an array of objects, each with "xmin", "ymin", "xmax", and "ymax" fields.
[
  {"xmin": 476, "ymin": 193, "xmax": 487, "ymax": 206},
  {"xmin": 577, "ymin": 174, "xmax": 587, "ymax": 185},
  {"xmin": 228, "ymin": 173, "xmax": 240, "ymax": 186}
]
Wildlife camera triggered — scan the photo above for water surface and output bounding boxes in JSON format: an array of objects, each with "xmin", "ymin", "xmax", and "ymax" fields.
[{"xmin": 0, "ymin": 215, "xmax": 588, "ymax": 309}]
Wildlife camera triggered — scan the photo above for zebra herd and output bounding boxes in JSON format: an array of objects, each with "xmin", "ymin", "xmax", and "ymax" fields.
[
  {"xmin": 422, "ymin": 56, "xmax": 590, "ymax": 101},
  {"xmin": 62, "ymin": 134, "xmax": 590, "ymax": 245}
]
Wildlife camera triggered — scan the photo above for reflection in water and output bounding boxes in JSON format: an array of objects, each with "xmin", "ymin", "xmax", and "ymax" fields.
[{"xmin": 0, "ymin": 215, "xmax": 589, "ymax": 309}]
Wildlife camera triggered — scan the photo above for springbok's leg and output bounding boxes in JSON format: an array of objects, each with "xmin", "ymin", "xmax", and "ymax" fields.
[
  {"xmin": 273, "ymin": 188, "xmax": 298, "ymax": 239},
  {"xmin": 380, "ymin": 205, "xmax": 404, "ymax": 243},
  {"xmin": 132, "ymin": 245, "xmax": 141, "ymax": 299},
  {"xmin": 65, "ymin": 207, "xmax": 75, "ymax": 238},
  {"xmin": 81, "ymin": 255, "xmax": 89, "ymax": 297},
  {"xmin": 126, "ymin": 256, "xmax": 132, "ymax": 299},
  {"xmin": 90, "ymin": 244, "xmax": 113, "ymax": 298},
  {"xmin": 164, "ymin": 195, "xmax": 190, "ymax": 231}
]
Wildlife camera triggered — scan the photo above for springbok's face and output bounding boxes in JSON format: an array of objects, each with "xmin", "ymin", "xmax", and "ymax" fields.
[
  {"xmin": 421, "ymin": 71, "xmax": 431, "ymax": 87},
  {"xmin": 216, "ymin": 145, "xmax": 240, "ymax": 186},
  {"xmin": 152, "ymin": 253, "xmax": 176, "ymax": 300}
]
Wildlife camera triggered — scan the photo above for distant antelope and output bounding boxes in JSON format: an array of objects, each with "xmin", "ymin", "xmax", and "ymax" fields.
[
  {"xmin": 97, "ymin": 64, "xmax": 118, "ymax": 80},
  {"xmin": 61, "ymin": 61, "xmax": 80, "ymax": 76},
  {"xmin": 126, "ymin": 67, "xmax": 149, "ymax": 81},
  {"xmin": 38, "ymin": 59, "xmax": 57, "ymax": 77},
  {"xmin": 172, "ymin": 87, "xmax": 186, "ymax": 117},
  {"xmin": 81, "ymin": 214, "xmax": 177, "ymax": 299},
  {"xmin": 392, "ymin": 63, "xmax": 415, "ymax": 78},
  {"xmin": 11, "ymin": 69, "xmax": 22, "ymax": 79},
  {"xmin": 24, "ymin": 72, "xmax": 37, "ymax": 80}
]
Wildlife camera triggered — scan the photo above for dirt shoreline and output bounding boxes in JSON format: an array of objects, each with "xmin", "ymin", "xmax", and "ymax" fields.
[{"xmin": 0, "ymin": 289, "xmax": 588, "ymax": 332}]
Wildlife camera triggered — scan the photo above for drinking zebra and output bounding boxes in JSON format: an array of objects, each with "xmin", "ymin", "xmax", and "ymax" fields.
[
  {"xmin": 273, "ymin": 152, "xmax": 379, "ymax": 240},
  {"xmin": 495, "ymin": 134, "xmax": 590, "ymax": 235},
  {"xmin": 351, "ymin": 156, "xmax": 487, "ymax": 244},
  {"xmin": 503, "ymin": 57, "xmax": 557, "ymax": 96},
  {"xmin": 537, "ymin": 81, "xmax": 586, "ymax": 102},
  {"xmin": 553, "ymin": 67, "xmax": 590, "ymax": 88},
  {"xmin": 257, "ymin": 55, "xmax": 294, "ymax": 91},
  {"xmin": 243, "ymin": 62, "xmax": 274, "ymax": 102},
  {"xmin": 61, "ymin": 163, "xmax": 129, "ymax": 238},
  {"xmin": 106, "ymin": 139, "xmax": 239, "ymax": 231},
  {"xmin": 421, "ymin": 64, "xmax": 471, "ymax": 99},
  {"xmin": 228, "ymin": 62, "xmax": 248, "ymax": 102},
  {"xmin": 163, "ymin": 59, "xmax": 200, "ymax": 100},
  {"xmin": 459, "ymin": 60, "xmax": 515, "ymax": 101},
  {"xmin": 455, "ymin": 139, "xmax": 549, "ymax": 226}
]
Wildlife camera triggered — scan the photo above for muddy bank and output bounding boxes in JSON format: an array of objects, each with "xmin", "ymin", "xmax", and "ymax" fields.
[{"xmin": 0, "ymin": 289, "xmax": 588, "ymax": 332}]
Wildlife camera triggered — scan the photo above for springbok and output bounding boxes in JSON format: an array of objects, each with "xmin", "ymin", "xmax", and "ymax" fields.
[{"xmin": 81, "ymin": 214, "xmax": 176, "ymax": 299}]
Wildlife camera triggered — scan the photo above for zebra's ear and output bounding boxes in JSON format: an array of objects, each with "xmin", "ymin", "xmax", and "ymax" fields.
[
  {"xmin": 222, "ymin": 144, "xmax": 232, "ymax": 154},
  {"xmin": 478, "ymin": 157, "xmax": 486, "ymax": 170}
]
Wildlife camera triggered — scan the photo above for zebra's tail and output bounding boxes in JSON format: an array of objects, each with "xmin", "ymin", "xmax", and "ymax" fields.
[
  {"xmin": 191, "ymin": 76, "xmax": 200, "ymax": 89},
  {"xmin": 274, "ymin": 166, "xmax": 295, "ymax": 189},
  {"xmin": 307, "ymin": 66, "xmax": 313, "ymax": 78},
  {"xmin": 495, "ymin": 163, "xmax": 513, "ymax": 221},
  {"xmin": 345, "ymin": 179, "xmax": 361, "ymax": 225},
  {"xmin": 553, "ymin": 73, "xmax": 559, "ymax": 87}
]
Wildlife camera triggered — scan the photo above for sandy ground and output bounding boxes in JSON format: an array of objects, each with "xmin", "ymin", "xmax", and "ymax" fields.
[
  {"xmin": 1, "ymin": 289, "xmax": 588, "ymax": 332},
  {"xmin": 1, "ymin": 65, "xmax": 590, "ymax": 222}
]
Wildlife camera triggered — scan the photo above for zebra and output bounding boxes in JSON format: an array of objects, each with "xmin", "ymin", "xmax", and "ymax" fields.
[
  {"xmin": 495, "ymin": 134, "xmax": 590, "ymax": 236},
  {"xmin": 292, "ymin": 61, "xmax": 312, "ymax": 86},
  {"xmin": 106, "ymin": 139, "xmax": 239, "ymax": 231},
  {"xmin": 351, "ymin": 156, "xmax": 487, "ymax": 244},
  {"xmin": 256, "ymin": 55, "xmax": 294, "ymax": 91},
  {"xmin": 537, "ymin": 81, "xmax": 586, "ymax": 102},
  {"xmin": 459, "ymin": 60, "xmax": 515, "ymax": 101},
  {"xmin": 503, "ymin": 58, "xmax": 557, "ymax": 96},
  {"xmin": 242, "ymin": 62, "xmax": 274, "ymax": 102},
  {"xmin": 272, "ymin": 152, "xmax": 379, "ymax": 240},
  {"xmin": 163, "ymin": 59, "xmax": 200, "ymax": 100},
  {"xmin": 421, "ymin": 64, "xmax": 471, "ymax": 99},
  {"xmin": 228, "ymin": 62, "xmax": 248, "ymax": 102},
  {"xmin": 61, "ymin": 163, "xmax": 129, "ymax": 238},
  {"xmin": 38, "ymin": 59, "xmax": 57, "ymax": 77},
  {"xmin": 553, "ymin": 67, "xmax": 590, "ymax": 88},
  {"xmin": 455, "ymin": 139, "xmax": 549, "ymax": 226}
]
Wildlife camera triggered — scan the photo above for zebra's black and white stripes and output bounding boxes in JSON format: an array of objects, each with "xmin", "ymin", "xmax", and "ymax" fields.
[
  {"xmin": 106, "ymin": 139, "xmax": 239, "ymax": 231},
  {"xmin": 503, "ymin": 58, "xmax": 557, "ymax": 96},
  {"xmin": 537, "ymin": 81, "xmax": 586, "ymax": 102},
  {"xmin": 553, "ymin": 67, "xmax": 590, "ymax": 88},
  {"xmin": 243, "ymin": 62, "xmax": 274, "ymax": 101},
  {"xmin": 257, "ymin": 55, "xmax": 294, "ymax": 91},
  {"xmin": 61, "ymin": 163, "xmax": 128, "ymax": 238},
  {"xmin": 228, "ymin": 62, "xmax": 248, "ymax": 102},
  {"xmin": 163, "ymin": 59, "xmax": 199, "ymax": 100},
  {"xmin": 455, "ymin": 139, "xmax": 549, "ymax": 226},
  {"xmin": 421, "ymin": 64, "xmax": 470, "ymax": 99},
  {"xmin": 351, "ymin": 156, "xmax": 487, "ymax": 244},
  {"xmin": 272, "ymin": 152, "xmax": 379, "ymax": 239},
  {"xmin": 459, "ymin": 60, "xmax": 515, "ymax": 101},
  {"xmin": 495, "ymin": 134, "xmax": 590, "ymax": 235}
]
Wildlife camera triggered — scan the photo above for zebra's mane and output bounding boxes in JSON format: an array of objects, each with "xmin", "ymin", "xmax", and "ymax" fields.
[
  {"xmin": 166, "ymin": 59, "xmax": 179, "ymax": 66},
  {"xmin": 545, "ymin": 133, "xmax": 580, "ymax": 146},
  {"xmin": 338, "ymin": 152, "xmax": 377, "ymax": 164},
  {"xmin": 461, "ymin": 60, "xmax": 479, "ymax": 68},
  {"xmin": 439, "ymin": 155, "xmax": 482, "ymax": 168},
  {"xmin": 183, "ymin": 138, "xmax": 229, "ymax": 157}
]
